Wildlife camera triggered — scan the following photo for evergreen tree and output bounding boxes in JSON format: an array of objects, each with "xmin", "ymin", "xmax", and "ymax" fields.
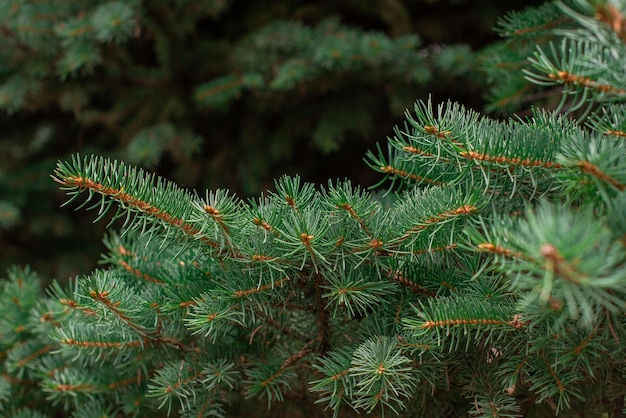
[{"xmin": 2, "ymin": 0, "xmax": 626, "ymax": 417}]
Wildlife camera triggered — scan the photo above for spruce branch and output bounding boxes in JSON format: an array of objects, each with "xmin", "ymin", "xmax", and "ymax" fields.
[
  {"xmin": 101, "ymin": 234, "xmax": 167, "ymax": 285},
  {"xmin": 403, "ymin": 295, "xmax": 519, "ymax": 352},
  {"xmin": 52, "ymin": 155, "xmax": 222, "ymax": 250},
  {"xmin": 147, "ymin": 360, "xmax": 207, "ymax": 415},
  {"xmin": 494, "ymin": 2, "xmax": 571, "ymax": 38},
  {"xmin": 468, "ymin": 202, "xmax": 626, "ymax": 330},
  {"xmin": 310, "ymin": 347, "xmax": 357, "ymax": 418},
  {"xmin": 350, "ymin": 336, "xmax": 417, "ymax": 416},
  {"xmin": 367, "ymin": 99, "xmax": 573, "ymax": 198},
  {"xmin": 323, "ymin": 266, "xmax": 397, "ymax": 319},
  {"xmin": 586, "ymin": 103, "xmax": 626, "ymax": 137}
]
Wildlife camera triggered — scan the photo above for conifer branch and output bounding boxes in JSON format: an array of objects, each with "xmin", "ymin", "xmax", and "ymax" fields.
[
  {"xmin": 52, "ymin": 382, "xmax": 98, "ymax": 393},
  {"xmin": 116, "ymin": 259, "xmax": 166, "ymax": 285},
  {"xmin": 14, "ymin": 345, "xmax": 55, "ymax": 368},
  {"xmin": 59, "ymin": 338, "xmax": 144, "ymax": 349},
  {"xmin": 387, "ymin": 270, "xmax": 436, "ymax": 297},
  {"xmin": 604, "ymin": 129, "xmax": 626, "ymax": 138},
  {"xmin": 232, "ymin": 277, "xmax": 291, "ymax": 298},
  {"xmin": 547, "ymin": 70, "xmax": 626, "ymax": 95},
  {"xmin": 194, "ymin": 76, "xmax": 245, "ymax": 102},
  {"xmin": 379, "ymin": 165, "xmax": 443, "ymax": 185},
  {"xmin": 576, "ymin": 160, "xmax": 626, "ymax": 191},
  {"xmin": 55, "ymin": 174, "xmax": 219, "ymax": 248},
  {"xmin": 401, "ymin": 204, "xmax": 477, "ymax": 237},
  {"xmin": 476, "ymin": 242, "xmax": 531, "ymax": 260},
  {"xmin": 459, "ymin": 150, "xmax": 562, "ymax": 169},
  {"xmin": 495, "ymin": 2, "xmax": 570, "ymax": 38},
  {"xmin": 419, "ymin": 317, "xmax": 518, "ymax": 329}
]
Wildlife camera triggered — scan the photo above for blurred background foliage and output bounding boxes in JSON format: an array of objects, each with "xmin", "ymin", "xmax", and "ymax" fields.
[{"xmin": 0, "ymin": 0, "xmax": 541, "ymax": 279}]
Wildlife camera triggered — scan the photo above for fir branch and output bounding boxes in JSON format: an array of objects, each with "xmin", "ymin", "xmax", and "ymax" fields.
[
  {"xmin": 116, "ymin": 258, "xmax": 166, "ymax": 285},
  {"xmin": 193, "ymin": 75, "xmax": 245, "ymax": 102},
  {"xmin": 419, "ymin": 317, "xmax": 517, "ymax": 330},
  {"xmin": 323, "ymin": 267, "xmax": 398, "ymax": 318},
  {"xmin": 604, "ymin": 129, "xmax": 626, "ymax": 138},
  {"xmin": 403, "ymin": 295, "xmax": 519, "ymax": 351},
  {"xmin": 475, "ymin": 242, "xmax": 532, "ymax": 261},
  {"xmin": 401, "ymin": 144, "xmax": 445, "ymax": 160},
  {"xmin": 389, "ymin": 184, "xmax": 483, "ymax": 254},
  {"xmin": 379, "ymin": 165, "xmax": 444, "ymax": 185},
  {"xmin": 470, "ymin": 203, "xmax": 626, "ymax": 329},
  {"xmin": 65, "ymin": 174, "xmax": 213, "ymax": 246},
  {"xmin": 458, "ymin": 150, "xmax": 562, "ymax": 169},
  {"xmin": 387, "ymin": 270, "xmax": 436, "ymax": 297},
  {"xmin": 350, "ymin": 336, "xmax": 417, "ymax": 415},
  {"xmin": 52, "ymin": 155, "xmax": 221, "ymax": 249},
  {"xmin": 402, "ymin": 203, "xmax": 478, "ymax": 235},
  {"xmin": 245, "ymin": 358, "xmax": 297, "ymax": 409},
  {"xmin": 147, "ymin": 360, "xmax": 207, "ymax": 415},
  {"xmin": 12, "ymin": 344, "xmax": 55, "ymax": 369},
  {"xmin": 494, "ymin": 2, "xmax": 571, "ymax": 38},
  {"xmin": 310, "ymin": 347, "xmax": 357, "ymax": 417},
  {"xmin": 586, "ymin": 104, "xmax": 626, "ymax": 137},
  {"xmin": 576, "ymin": 160, "xmax": 625, "ymax": 191},
  {"xmin": 231, "ymin": 277, "xmax": 291, "ymax": 299},
  {"xmin": 547, "ymin": 70, "xmax": 626, "ymax": 95},
  {"xmin": 59, "ymin": 338, "xmax": 143, "ymax": 349},
  {"xmin": 372, "ymin": 99, "xmax": 570, "ymax": 197}
]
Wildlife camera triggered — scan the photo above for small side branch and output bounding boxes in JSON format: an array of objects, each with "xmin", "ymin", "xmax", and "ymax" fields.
[
  {"xmin": 577, "ymin": 160, "xmax": 625, "ymax": 191},
  {"xmin": 55, "ymin": 176, "xmax": 220, "ymax": 248},
  {"xmin": 549, "ymin": 71, "xmax": 626, "ymax": 95},
  {"xmin": 380, "ymin": 165, "xmax": 443, "ymax": 185},
  {"xmin": 459, "ymin": 150, "xmax": 562, "ymax": 169}
]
